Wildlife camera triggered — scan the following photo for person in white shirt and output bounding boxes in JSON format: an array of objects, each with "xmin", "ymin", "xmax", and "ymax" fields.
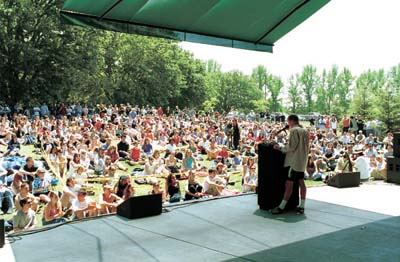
[
  {"xmin": 203, "ymin": 168, "xmax": 224, "ymax": 196},
  {"xmin": 242, "ymin": 166, "xmax": 258, "ymax": 193},
  {"xmin": 71, "ymin": 165, "xmax": 88, "ymax": 186},
  {"xmin": 354, "ymin": 151, "xmax": 371, "ymax": 180},
  {"xmin": 61, "ymin": 177, "xmax": 81, "ymax": 209},
  {"xmin": 72, "ymin": 191, "xmax": 98, "ymax": 219},
  {"xmin": 370, "ymin": 155, "xmax": 387, "ymax": 181}
]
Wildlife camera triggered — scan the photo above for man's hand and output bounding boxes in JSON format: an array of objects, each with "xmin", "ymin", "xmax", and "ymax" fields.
[{"xmin": 273, "ymin": 144, "xmax": 280, "ymax": 150}]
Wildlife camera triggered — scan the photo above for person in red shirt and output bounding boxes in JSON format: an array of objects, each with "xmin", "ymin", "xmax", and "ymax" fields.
[
  {"xmin": 217, "ymin": 145, "xmax": 229, "ymax": 160},
  {"xmin": 157, "ymin": 107, "xmax": 163, "ymax": 116},
  {"xmin": 342, "ymin": 115, "xmax": 350, "ymax": 133},
  {"xmin": 128, "ymin": 141, "xmax": 145, "ymax": 165}
]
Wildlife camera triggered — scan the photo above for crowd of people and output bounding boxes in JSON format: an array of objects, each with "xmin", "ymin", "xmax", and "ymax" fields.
[{"xmin": 0, "ymin": 103, "xmax": 394, "ymax": 231}]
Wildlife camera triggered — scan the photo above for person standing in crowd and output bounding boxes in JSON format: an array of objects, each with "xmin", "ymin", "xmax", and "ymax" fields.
[
  {"xmin": 232, "ymin": 118, "xmax": 240, "ymax": 150},
  {"xmin": 272, "ymin": 115, "xmax": 309, "ymax": 215}
]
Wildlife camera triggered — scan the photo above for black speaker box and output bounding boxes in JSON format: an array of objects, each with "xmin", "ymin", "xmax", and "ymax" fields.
[
  {"xmin": 327, "ymin": 172, "xmax": 360, "ymax": 188},
  {"xmin": 258, "ymin": 143, "xmax": 299, "ymax": 211},
  {"xmin": 393, "ymin": 133, "xmax": 400, "ymax": 158},
  {"xmin": 117, "ymin": 194, "xmax": 162, "ymax": 219},
  {"xmin": 387, "ymin": 157, "xmax": 400, "ymax": 184},
  {"xmin": 0, "ymin": 219, "xmax": 4, "ymax": 248}
]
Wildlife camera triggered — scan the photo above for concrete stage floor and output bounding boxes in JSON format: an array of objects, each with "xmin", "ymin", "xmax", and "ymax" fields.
[{"xmin": 2, "ymin": 183, "xmax": 400, "ymax": 262}]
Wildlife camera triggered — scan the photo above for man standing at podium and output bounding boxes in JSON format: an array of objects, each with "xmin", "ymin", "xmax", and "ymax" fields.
[{"xmin": 271, "ymin": 115, "xmax": 309, "ymax": 214}]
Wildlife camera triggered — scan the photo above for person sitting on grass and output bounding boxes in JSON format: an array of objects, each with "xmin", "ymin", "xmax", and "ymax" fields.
[
  {"xmin": 72, "ymin": 164, "xmax": 88, "ymax": 186},
  {"xmin": 231, "ymin": 150, "xmax": 242, "ymax": 170},
  {"xmin": 165, "ymin": 174, "xmax": 181, "ymax": 203},
  {"xmin": 32, "ymin": 168, "xmax": 51, "ymax": 203},
  {"xmin": 305, "ymin": 155, "xmax": 317, "ymax": 180},
  {"xmin": 144, "ymin": 156, "xmax": 157, "ymax": 176},
  {"xmin": 42, "ymin": 191, "xmax": 67, "ymax": 226},
  {"xmin": 0, "ymin": 180, "xmax": 14, "ymax": 214},
  {"xmin": 242, "ymin": 166, "xmax": 258, "ymax": 193},
  {"xmin": 370, "ymin": 155, "xmax": 387, "ymax": 181},
  {"xmin": 5, "ymin": 134, "xmax": 21, "ymax": 156},
  {"xmin": 182, "ymin": 149, "xmax": 197, "ymax": 171},
  {"xmin": 114, "ymin": 175, "xmax": 135, "ymax": 200},
  {"xmin": 104, "ymin": 165, "xmax": 117, "ymax": 186},
  {"xmin": 242, "ymin": 157, "xmax": 256, "ymax": 185},
  {"xmin": 142, "ymin": 138, "xmax": 153, "ymax": 156},
  {"xmin": 106, "ymin": 145, "xmax": 128, "ymax": 171},
  {"xmin": 13, "ymin": 198, "xmax": 37, "ymax": 232},
  {"xmin": 128, "ymin": 140, "xmax": 145, "ymax": 165},
  {"xmin": 61, "ymin": 177, "xmax": 81, "ymax": 210},
  {"xmin": 184, "ymin": 171, "xmax": 204, "ymax": 201},
  {"xmin": 215, "ymin": 162, "xmax": 230, "ymax": 186},
  {"xmin": 203, "ymin": 168, "xmax": 224, "ymax": 197},
  {"xmin": 314, "ymin": 157, "xmax": 329, "ymax": 181},
  {"xmin": 18, "ymin": 156, "xmax": 38, "ymax": 189},
  {"xmin": 117, "ymin": 134, "xmax": 130, "ymax": 159},
  {"xmin": 72, "ymin": 191, "xmax": 98, "ymax": 219},
  {"xmin": 206, "ymin": 140, "xmax": 218, "ymax": 160},
  {"xmin": 150, "ymin": 182, "xmax": 166, "ymax": 203},
  {"xmin": 15, "ymin": 182, "xmax": 39, "ymax": 212},
  {"xmin": 99, "ymin": 185, "xmax": 122, "ymax": 214},
  {"xmin": 165, "ymin": 152, "xmax": 180, "ymax": 174},
  {"xmin": 153, "ymin": 150, "xmax": 170, "ymax": 174}
]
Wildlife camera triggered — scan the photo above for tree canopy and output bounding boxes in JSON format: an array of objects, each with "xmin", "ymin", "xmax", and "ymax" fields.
[{"xmin": 0, "ymin": 0, "xmax": 399, "ymax": 129}]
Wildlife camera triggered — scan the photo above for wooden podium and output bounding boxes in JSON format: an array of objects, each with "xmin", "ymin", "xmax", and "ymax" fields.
[{"xmin": 258, "ymin": 143, "xmax": 299, "ymax": 211}]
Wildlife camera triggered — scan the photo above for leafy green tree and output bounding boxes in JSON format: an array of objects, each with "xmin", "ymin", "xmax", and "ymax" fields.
[
  {"xmin": 251, "ymin": 65, "xmax": 270, "ymax": 99},
  {"xmin": 287, "ymin": 75, "xmax": 302, "ymax": 113},
  {"xmin": 299, "ymin": 65, "xmax": 319, "ymax": 113},
  {"xmin": 333, "ymin": 67, "xmax": 353, "ymax": 116},
  {"xmin": 315, "ymin": 69, "xmax": 328, "ymax": 113},
  {"xmin": 350, "ymin": 72, "xmax": 377, "ymax": 118},
  {"xmin": 324, "ymin": 65, "xmax": 339, "ymax": 113},
  {"xmin": 0, "ymin": 0, "xmax": 102, "ymax": 105},
  {"xmin": 214, "ymin": 71, "xmax": 262, "ymax": 113},
  {"xmin": 266, "ymin": 76, "xmax": 283, "ymax": 112}
]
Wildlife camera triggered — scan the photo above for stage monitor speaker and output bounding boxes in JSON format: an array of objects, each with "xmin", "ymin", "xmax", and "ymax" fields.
[
  {"xmin": 327, "ymin": 172, "xmax": 360, "ymax": 188},
  {"xmin": 387, "ymin": 157, "xmax": 400, "ymax": 184},
  {"xmin": 0, "ymin": 219, "xmax": 4, "ymax": 248},
  {"xmin": 393, "ymin": 133, "xmax": 400, "ymax": 158},
  {"xmin": 117, "ymin": 194, "xmax": 162, "ymax": 219},
  {"xmin": 258, "ymin": 143, "xmax": 298, "ymax": 211}
]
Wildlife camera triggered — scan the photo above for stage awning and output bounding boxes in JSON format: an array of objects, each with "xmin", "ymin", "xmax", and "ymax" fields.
[{"xmin": 60, "ymin": 0, "xmax": 330, "ymax": 53}]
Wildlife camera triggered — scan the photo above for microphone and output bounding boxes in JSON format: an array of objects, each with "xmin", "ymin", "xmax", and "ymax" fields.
[{"xmin": 276, "ymin": 125, "xmax": 289, "ymax": 134}]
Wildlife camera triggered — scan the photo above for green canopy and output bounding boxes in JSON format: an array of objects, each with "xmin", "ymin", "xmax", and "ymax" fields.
[{"xmin": 61, "ymin": 0, "xmax": 330, "ymax": 53}]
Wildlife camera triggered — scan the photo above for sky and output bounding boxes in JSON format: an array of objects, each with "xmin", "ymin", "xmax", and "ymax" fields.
[{"xmin": 180, "ymin": 0, "xmax": 400, "ymax": 80}]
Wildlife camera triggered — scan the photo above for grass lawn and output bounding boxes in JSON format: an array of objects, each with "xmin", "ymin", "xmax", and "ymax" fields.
[{"xmin": 0, "ymin": 144, "xmax": 324, "ymax": 227}]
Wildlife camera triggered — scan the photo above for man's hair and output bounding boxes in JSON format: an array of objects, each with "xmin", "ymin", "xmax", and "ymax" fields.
[
  {"xmin": 19, "ymin": 197, "xmax": 31, "ymax": 207},
  {"xmin": 287, "ymin": 114, "xmax": 299, "ymax": 124}
]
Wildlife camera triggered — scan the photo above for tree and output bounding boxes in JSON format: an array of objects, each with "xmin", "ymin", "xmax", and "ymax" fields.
[
  {"xmin": 315, "ymin": 69, "xmax": 328, "ymax": 114},
  {"xmin": 350, "ymin": 72, "xmax": 376, "ymax": 118},
  {"xmin": 251, "ymin": 65, "xmax": 270, "ymax": 99},
  {"xmin": 0, "ymin": 0, "xmax": 101, "ymax": 105},
  {"xmin": 324, "ymin": 65, "xmax": 339, "ymax": 113},
  {"xmin": 287, "ymin": 75, "xmax": 302, "ymax": 113},
  {"xmin": 333, "ymin": 67, "xmax": 353, "ymax": 116},
  {"xmin": 299, "ymin": 65, "xmax": 319, "ymax": 113},
  {"xmin": 213, "ymin": 71, "xmax": 262, "ymax": 113},
  {"xmin": 266, "ymin": 76, "xmax": 283, "ymax": 112}
]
